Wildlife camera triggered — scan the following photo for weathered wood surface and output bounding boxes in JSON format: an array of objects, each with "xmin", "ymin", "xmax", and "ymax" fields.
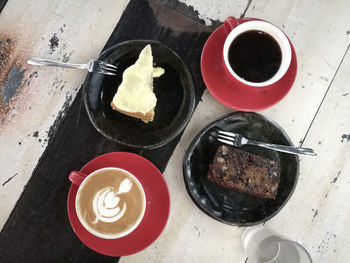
[
  {"xmin": 0, "ymin": 0, "xmax": 212, "ymax": 262},
  {"xmin": 1, "ymin": 0, "xmax": 350, "ymax": 262},
  {"xmin": 121, "ymin": 0, "xmax": 350, "ymax": 262},
  {"xmin": 268, "ymin": 48, "xmax": 350, "ymax": 263},
  {"xmin": 0, "ymin": 0, "xmax": 129, "ymax": 230}
]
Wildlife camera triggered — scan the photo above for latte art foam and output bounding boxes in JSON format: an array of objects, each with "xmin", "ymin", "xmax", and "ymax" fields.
[
  {"xmin": 92, "ymin": 178, "xmax": 132, "ymax": 224},
  {"xmin": 76, "ymin": 168, "xmax": 145, "ymax": 239}
]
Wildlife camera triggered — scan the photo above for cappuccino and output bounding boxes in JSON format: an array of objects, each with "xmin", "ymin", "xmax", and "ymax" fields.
[{"xmin": 75, "ymin": 168, "xmax": 145, "ymax": 239}]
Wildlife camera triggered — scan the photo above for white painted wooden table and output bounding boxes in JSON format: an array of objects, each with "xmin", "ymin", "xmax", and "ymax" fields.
[{"xmin": 1, "ymin": 0, "xmax": 350, "ymax": 262}]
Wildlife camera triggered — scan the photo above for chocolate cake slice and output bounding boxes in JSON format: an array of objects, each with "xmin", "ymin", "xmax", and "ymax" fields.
[{"xmin": 207, "ymin": 145, "xmax": 280, "ymax": 199}]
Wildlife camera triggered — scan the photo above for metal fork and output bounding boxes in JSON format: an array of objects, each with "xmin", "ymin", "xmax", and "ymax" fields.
[
  {"xmin": 27, "ymin": 57, "xmax": 117, "ymax": 75},
  {"xmin": 217, "ymin": 131, "xmax": 316, "ymax": 156}
]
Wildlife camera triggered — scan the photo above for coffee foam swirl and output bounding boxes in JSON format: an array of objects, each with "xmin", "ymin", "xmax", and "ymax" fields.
[{"xmin": 92, "ymin": 178, "xmax": 133, "ymax": 224}]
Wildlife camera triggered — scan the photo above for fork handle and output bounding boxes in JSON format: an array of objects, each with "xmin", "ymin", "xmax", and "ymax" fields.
[
  {"xmin": 246, "ymin": 140, "xmax": 317, "ymax": 156},
  {"xmin": 27, "ymin": 57, "xmax": 87, "ymax": 70}
]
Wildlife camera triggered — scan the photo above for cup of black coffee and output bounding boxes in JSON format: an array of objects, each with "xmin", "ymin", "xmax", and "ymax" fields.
[{"xmin": 223, "ymin": 17, "xmax": 292, "ymax": 87}]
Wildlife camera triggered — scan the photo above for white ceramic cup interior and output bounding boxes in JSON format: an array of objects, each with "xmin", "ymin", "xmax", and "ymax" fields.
[
  {"xmin": 223, "ymin": 20, "xmax": 291, "ymax": 87},
  {"xmin": 75, "ymin": 167, "xmax": 146, "ymax": 239},
  {"xmin": 241, "ymin": 225, "xmax": 313, "ymax": 263}
]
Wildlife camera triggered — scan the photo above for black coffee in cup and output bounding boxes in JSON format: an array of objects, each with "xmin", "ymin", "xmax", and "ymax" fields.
[{"xmin": 228, "ymin": 30, "xmax": 282, "ymax": 83}]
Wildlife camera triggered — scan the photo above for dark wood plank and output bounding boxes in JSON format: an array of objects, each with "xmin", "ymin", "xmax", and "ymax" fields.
[
  {"xmin": 0, "ymin": 0, "xmax": 7, "ymax": 13},
  {"xmin": 0, "ymin": 0, "xmax": 213, "ymax": 262}
]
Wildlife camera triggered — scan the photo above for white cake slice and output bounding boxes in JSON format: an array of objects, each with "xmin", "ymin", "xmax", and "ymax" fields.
[{"xmin": 111, "ymin": 44, "xmax": 164, "ymax": 123}]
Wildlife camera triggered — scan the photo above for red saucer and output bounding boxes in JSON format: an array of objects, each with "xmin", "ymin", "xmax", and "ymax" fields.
[
  {"xmin": 201, "ymin": 19, "xmax": 297, "ymax": 111},
  {"xmin": 67, "ymin": 152, "xmax": 170, "ymax": 257}
]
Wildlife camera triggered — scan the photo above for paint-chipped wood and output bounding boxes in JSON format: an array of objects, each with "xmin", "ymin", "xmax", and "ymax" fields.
[
  {"xmin": 267, "ymin": 47, "xmax": 350, "ymax": 262},
  {"xmin": 0, "ymin": 0, "xmax": 129, "ymax": 230},
  {"xmin": 248, "ymin": 0, "xmax": 350, "ymax": 145},
  {"xmin": 1, "ymin": 173, "xmax": 17, "ymax": 186},
  {"xmin": 1, "ymin": 0, "xmax": 350, "ymax": 262},
  {"xmin": 178, "ymin": 0, "xmax": 247, "ymax": 26},
  {"xmin": 121, "ymin": 0, "xmax": 350, "ymax": 262},
  {"xmin": 0, "ymin": 0, "xmax": 6, "ymax": 13},
  {"xmin": 0, "ymin": 0, "xmax": 212, "ymax": 262}
]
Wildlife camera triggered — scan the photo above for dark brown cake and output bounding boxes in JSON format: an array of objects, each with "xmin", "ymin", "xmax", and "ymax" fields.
[{"xmin": 207, "ymin": 145, "xmax": 280, "ymax": 199}]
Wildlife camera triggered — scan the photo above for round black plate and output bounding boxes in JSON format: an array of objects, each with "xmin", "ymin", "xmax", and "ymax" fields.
[
  {"xmin": 183, "ymin": 112, "xmax": 299, "ymax": 226},
  {"xmin": 83, "ymin": 40, "xmax": 195, "ymax": 149}
]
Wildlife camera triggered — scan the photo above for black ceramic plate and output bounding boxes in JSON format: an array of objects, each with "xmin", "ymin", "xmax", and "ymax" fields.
[
  {"xmin": 83, "ymin": 40, "xmax": 195, "ymax": 149},
  {"xmin": 183, "ymin": 112, "xmax": 299, "ymax": 226}
]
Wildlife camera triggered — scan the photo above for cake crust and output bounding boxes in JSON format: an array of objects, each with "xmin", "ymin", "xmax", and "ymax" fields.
[
  {"xmin": 207, "ymin": 145, "xmax": 280, "ymax": 199},
  {"xmin": 111, "ymin": 102, "xmax": 154, "ymax": 123}
]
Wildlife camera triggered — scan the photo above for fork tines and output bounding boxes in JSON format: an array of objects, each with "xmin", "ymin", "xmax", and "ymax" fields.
[
  {"xmin": 217, "ymin": 134, "xmax": 235, "ymax": 141},
  {"xmin": 217, "ymin": 131, "xmax": 236, "ymax": 146},
  {"xmin": 218, "ymin": 131, "xmax": 236, "ymax": 137},
  {"xmin": 98, "ymin": 60, "xmax": 118, "ymax": 70},
  {"xmin": 96, "ymin": 60, "xmax": 118, "ymax": 75},
  {"xmin": 217, "ymin": 138, "xmax": 235, "ymax": 145}
]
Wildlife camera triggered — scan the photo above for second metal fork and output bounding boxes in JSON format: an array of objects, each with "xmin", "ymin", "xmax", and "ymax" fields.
[
  {"xmin": 27, "ymin": 57, "xmax": 118, "ymax": 75},
  {"xmin": 218, "ymin": 131, "xmax": 316, "ymax": 156}
]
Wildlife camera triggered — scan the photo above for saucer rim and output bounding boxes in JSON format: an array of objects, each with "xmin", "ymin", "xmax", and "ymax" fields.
[
  {"xmin": 200, "ymin": 18, "xmax": 297, "ymax": 111},
  {"xmin": 67, "ymin": 152, "xmax": 170, "ymax": 256}
]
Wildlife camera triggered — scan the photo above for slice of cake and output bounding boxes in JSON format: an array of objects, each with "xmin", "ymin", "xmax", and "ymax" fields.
[
  {"xmin": 207, "ymin": 145, "xmax": 280, "ymax": 199},
  {"xmin": 111, "ymin": 44, "xmax": 164, "ymax": 123}
]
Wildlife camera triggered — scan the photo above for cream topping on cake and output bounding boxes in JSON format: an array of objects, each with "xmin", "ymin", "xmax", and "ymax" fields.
[{"xmin": 111, "ymin": 45, "xmax": 164, "ymax": 114}]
